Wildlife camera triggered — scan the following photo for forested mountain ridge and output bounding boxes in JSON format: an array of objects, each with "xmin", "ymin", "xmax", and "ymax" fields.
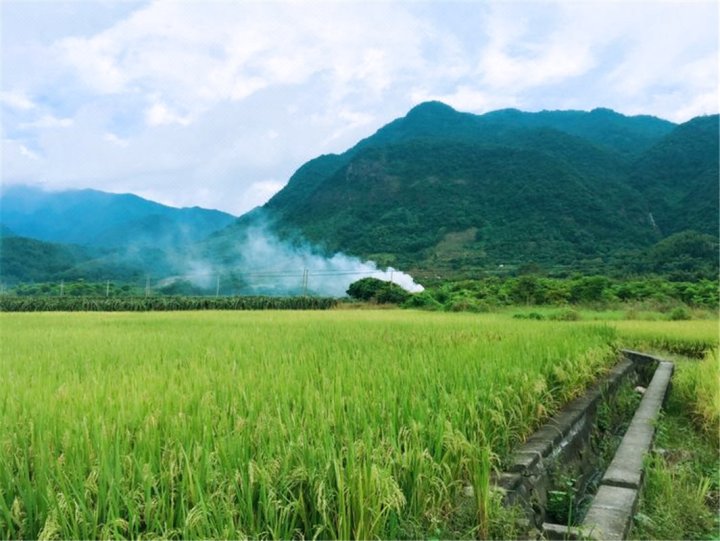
[
  {"xmin": 628, "ymin": 114, "xmax": 719, "ymax": 237},
  {"xmin": 218, "ymin": 103, "xmax": 717, "ymax": 277},
  {"xmin": 262, "ymin": 102, "xmax": 675, "ymax": 218}
]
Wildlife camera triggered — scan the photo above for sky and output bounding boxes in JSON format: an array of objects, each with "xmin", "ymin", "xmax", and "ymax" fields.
[{"xmin": 1, "ymin": 0, "xmax": 718, "ymax": 216}]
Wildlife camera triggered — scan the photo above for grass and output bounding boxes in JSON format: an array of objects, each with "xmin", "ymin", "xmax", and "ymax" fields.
[
  {"xmin": 630, "ymin": 347, "xmax": 720, "ymax": 540},
  {"xmin": 506, "ymin": 305, "xmax": 718, "ymax": 323},
  {"xmin": 0, "ymin": 311, "xmax": 619, "ymax": 539}
]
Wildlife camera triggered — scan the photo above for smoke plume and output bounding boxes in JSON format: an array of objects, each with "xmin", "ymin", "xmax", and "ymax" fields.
[
  {"xmin": 226, "ymin": 224, "xmax": 424, "ymax": 297},
  {"xmin": 158, "ymin": 220, "xmax": 424, "ymax": 297}
]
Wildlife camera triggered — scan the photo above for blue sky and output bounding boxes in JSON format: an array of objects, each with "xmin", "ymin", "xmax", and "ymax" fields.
[{"xmin": 2, "ymin": 0, "xmax": 718, "ymax": 215}]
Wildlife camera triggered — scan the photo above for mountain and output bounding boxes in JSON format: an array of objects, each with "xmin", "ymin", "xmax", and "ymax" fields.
[
  {"xmin": 363, "ymin": 102, "xmax": 675, "ymax": 156},
  {"xmin": 0, "ymin": 186, "xmax": 236, "ymax": 248},
  {"xmin": 3, "ymin": 104, "xmax": 716, "ymax": 287},
  {"xmin": 0, "ymin": 229, "xmax": 175, "ymax": 285},
  {"xmin": 0, "ymin": 235, "xmax": 93, "ymax": 284},
  {"xmin": 0, "ymin": 186, "xmax": 237, "ymax": 286},
  {"xmin": 262, "ymin": 103, "xmax": 675, "ymax": 220},
  {"xmin": 628, "ymin": 114, "xmax": 719, "ymax": 237},
  {"xmin": 212, "ymin": 103, "xmax": 718, "ymax": 277}
]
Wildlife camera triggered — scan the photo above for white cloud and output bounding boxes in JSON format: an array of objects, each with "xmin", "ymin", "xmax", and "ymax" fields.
[
  {"xmin": 474, "ymin": 3, "xmax": 597, "ymax": 91},
  {"xmin": 18, "ymin": 144, "xmax": 39, "ymax": 160},
  {"xmin": 20, "ymin": 115, "xmax": 73, "ymax": 129},
  {"xmin": 1, "ymin": 0, "xmax": 717, "ymax": 216},
  {"xmin": 317, "ymin": 108, "xmax": 377, "ymax": 148},
  {"xmin": 480, "ymin": 41, "xmax": 595, "ymax": 90},
  {"xmin": 246, "ymin": 180, "xmax": 286, "ymax": 208},
  {"xmin": 145, "ymin": 101, "xmax": 192, "ymax": 127},
  {"xmin": 0, "ymin": 91, "xmax": 36, "ymax": 110},
  {"xmin": 1, "ymin": 139, "xmax": 43, "ymax": 181},
  {"xmin": 58, "ymin": 35, "xmax": 128, "ymax": 94},
  {"xmin": 103, "ymin": 132, "xmax": 129, "ymax": 147},
  {"xmin": 52, "ymin": 1, "xmax": 432, "ymax": 126},
  {"xmin": 411, "ymin": 85, "xmax": 519, "ymax": 114}
]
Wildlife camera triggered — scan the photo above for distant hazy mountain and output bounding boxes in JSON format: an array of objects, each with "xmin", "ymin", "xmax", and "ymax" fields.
[
  {"xmin": 0, "ymin": 235, "xmax": 93, "ymax": 284},
  {"xmin": 0, "ymin": 186, "xmax": 237, "ymax": 286},
  {"xmin": 0, "ymin": 186, "xmax": 236, "ymax": 248},
  {"xmin": 214, "ymin": 102, "xmax": 717, "ymax": 277},
  {"xmin": 0, "ymin": 231, "xmax": 187, "ymax": 286}
]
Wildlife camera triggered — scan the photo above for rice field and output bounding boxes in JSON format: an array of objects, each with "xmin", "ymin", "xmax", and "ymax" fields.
[
  {"xmin": 610, "ymin": 319, "xmax": 719, "ymax": 357},
  {"xmin": 0, "ymin": 311, "xmax": 628, "ymax": 539}
]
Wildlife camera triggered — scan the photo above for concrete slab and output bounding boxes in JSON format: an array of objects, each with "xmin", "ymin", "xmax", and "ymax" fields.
[
  {"xmin": 621, "ymin": 349, "xmax": 669, "ymax": 364},
  {"xmin": 508, "ymin": 450, "xmax": 541, "ymax": 474},
  {"xmin": 603, "ymin": 423, "xmax": 654, "ymax": 487},
  {"xmin": 582, "ymin": 485, "xmax": 638, "ymax": 540},
  {"xmin": 602, "ymin": 361, "xmax": 673, "ymax": 490},
  {"xmin": 542, "ymin": 522, "xmax": 582, "ymax": 540}
]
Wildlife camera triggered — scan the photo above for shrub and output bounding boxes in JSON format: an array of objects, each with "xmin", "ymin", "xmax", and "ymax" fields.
[
  {"xmin": 512, "ymin": 312, "xmax": 546, "ymax": 320},
  {"xmin": 446, "ymin": 299, "xmax": 484, "ymax": 312},
  {"xmin": 548, "ymin": 308, "xmax": 581, "ymax": 321},
  {"xmin": 402, "ymin": 291, "xmax": 443, "ymax": 310},
  {"xmin": 668, "ymin": 306, "xmax": 692, "ymax": 321}
]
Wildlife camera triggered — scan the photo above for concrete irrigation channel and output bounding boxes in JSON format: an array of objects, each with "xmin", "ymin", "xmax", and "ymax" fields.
[{"xmin": 493, "ymin": 349, "xmax": 674, "ymax": 540}]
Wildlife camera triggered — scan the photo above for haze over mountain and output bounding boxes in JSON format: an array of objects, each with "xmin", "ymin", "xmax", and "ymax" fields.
[
  {"xmin": 0, "ymin": 187, "xmax": 235, "ymax": 286},
  {"xmin": 2, "ymin": 103, "xmax": 718, "ymax": 290},
  {"xmin": 1, "ymin": 186, "xmax": 236, "ymax": 248}
]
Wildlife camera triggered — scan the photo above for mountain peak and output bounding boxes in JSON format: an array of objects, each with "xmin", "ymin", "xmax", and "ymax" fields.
[{"xmin": 405, "ymin": 101, "xmax": 458, "ymax": 118}]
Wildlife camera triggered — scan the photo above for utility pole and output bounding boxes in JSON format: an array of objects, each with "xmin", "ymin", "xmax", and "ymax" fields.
[
  {"xmin": 60, "ymin": 280, "xmax": 64, "ymax": 296},
  {"xmin": 106, "ymin": 280, "xmax": 110, "ymax": 298},
  {"xmin": 302, "ymin": 268, "xmax": 308, "ymax": 296},
  {"xmin": 216, "ymin": 274, "xmax": 220, "ymax": 297}
]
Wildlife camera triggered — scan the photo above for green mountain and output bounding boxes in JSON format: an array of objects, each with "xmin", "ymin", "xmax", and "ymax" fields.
[
  {"xmin": 217, "ymin": 103, "xmax": 715, "ymax": 277},
  {"xmin": 0, "ymin": 186, "xmax": 236, "ymax": 248},
  {"xmin": 364, "ymin": 102, "xmax": 674, "ymax": 156},
  {"xmin": 0, "ymin": 187, "xmax": 236, "ymax": 286},
  {"xmin": 3, "ymin": 104, "xmax": 716, "ymax": 287},
  {"xmin": 263, "ymin": 102, "xmax": 675, "ymax": 219},
  {"xmin": 0, "ymin": 230, "xmax": 169, "ymax": 285},
  {"xmin": 628, "ymin": 114, "xmax": 719, "ymax": 237},
  {"xmin": 0, "ymin": 235, "xmax": 93, "ymax": 284}
]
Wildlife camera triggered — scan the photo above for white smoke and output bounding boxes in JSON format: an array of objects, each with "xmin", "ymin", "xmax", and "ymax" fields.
[
  {"xmin": 230, "ymin": 225, "xmax": 424, "ymax": 297},
  {"xmin": 156, "ymin": 259, "xmax": 216, "ymax": 289}
]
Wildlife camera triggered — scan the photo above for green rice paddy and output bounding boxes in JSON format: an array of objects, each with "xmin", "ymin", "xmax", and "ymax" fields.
[{"xmin": 0, "ymin": 311, "xmax": 715, "ymax": 539}]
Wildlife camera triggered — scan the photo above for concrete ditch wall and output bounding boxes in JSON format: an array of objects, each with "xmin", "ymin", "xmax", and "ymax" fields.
[
  {"xmin": 579, "ymin": 359, "xmax": 674, "ymax": 540},
  {"xmin": 494, "ymin": 351, "xmax": 660, "ymax": 537}
]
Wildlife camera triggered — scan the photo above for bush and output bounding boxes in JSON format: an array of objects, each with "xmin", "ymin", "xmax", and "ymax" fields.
[
  {"xmin": 446, "ymin": 298, "xmax": 490, "ymax": 313},
  {"xmin": 512, "ymin": 312, "xmax": 546, "ymax": 320},
  {"xmin": 668, "ymin": 306, "xmax": 692, "ymax": 321},
  {"xmin": 548, "ymin": 308, "xmax": 581, "ymax": 321},
  {"xmin": 402, "ymin": 291, "xmax": 443, "ymax": 310},
  {"xmin": 346, "ymin": 277, "xmax": 410, "ymax": 304}
]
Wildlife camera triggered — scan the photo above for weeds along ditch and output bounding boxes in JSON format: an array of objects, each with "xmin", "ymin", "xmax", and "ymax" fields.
[
  {"xmin": 629, "ymin": 346, "xmax": 720, "ymax": 540},
  {"xmin": 0, "ymin": 311, "xmax": 717, "ymax": 539}
]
